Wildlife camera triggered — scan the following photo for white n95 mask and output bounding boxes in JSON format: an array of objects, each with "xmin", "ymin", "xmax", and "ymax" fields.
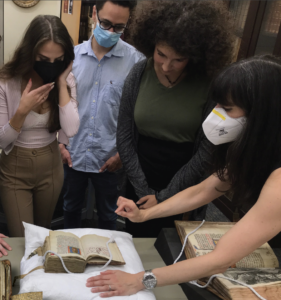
[{"xmin": 202, "ymin": 107, "xmax": 246, "ymax": 145}]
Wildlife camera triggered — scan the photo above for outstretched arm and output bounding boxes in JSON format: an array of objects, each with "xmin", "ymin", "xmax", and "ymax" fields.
[
  {"xmin": 87, "ymin": 168, "xmax": 281, "ymax": 298},
  {"xmin": 116, "ymin": 174, "xmax": 229, "ymax": 222}
]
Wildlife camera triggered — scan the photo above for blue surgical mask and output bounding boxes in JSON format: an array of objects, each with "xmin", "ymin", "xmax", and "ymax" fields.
[{"xmin": 94, "ymin": 22, "xmax": 122, "ymax": 48}]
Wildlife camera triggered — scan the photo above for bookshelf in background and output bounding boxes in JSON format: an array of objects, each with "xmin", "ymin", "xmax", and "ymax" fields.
[{"xmin": 79, "ymin": 0, "xmax": 96, "ymax": 43}]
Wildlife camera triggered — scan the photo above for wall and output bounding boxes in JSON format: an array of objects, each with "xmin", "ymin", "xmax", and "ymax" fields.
[{"xmin": 4, "ymin": 0, "xmax": 61, "ymax": 63}]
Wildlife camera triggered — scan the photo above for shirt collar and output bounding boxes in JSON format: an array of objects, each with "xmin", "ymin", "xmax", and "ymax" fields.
[
  {"xmin": 81, "ymin": 35, "xmax": 125, "ymax": 58},
  {"xmin": 79, "ymin": 38, "xmax": 92, "ymax": 55},
  {"xmin": 105, "ymin": 39, "xmax": 124, "ymax": 58}
]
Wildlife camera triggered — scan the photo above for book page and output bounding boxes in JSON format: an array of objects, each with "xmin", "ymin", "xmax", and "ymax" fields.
[
  {"xmin": 218, "ymin": 268, "xmax": 281, "ymax": 289},
  {"xmin": 81, "ymin": 234, "xmax": 125, "ymax": 263},
  {"xmin": 49, "ymin": 231, "xmax": 84, "ymax": 258},
  {"xmin": 176, "ymin": 221, "xmax": 279, "ymax": 269}
]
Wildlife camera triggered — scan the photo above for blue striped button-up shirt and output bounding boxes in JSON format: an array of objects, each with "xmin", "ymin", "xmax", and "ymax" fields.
[{"xmin": 68, "ymin": 37, "xmax": 144, "ymax": 172}]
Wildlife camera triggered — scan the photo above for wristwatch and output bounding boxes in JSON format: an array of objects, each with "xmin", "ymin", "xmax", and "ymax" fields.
[{"xmin": 142, "ymin": 269, "xmax": 157, "ymax": 289}]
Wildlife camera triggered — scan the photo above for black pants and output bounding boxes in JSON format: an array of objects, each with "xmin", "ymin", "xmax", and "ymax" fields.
[
  {"xmin": 63, "ymin": 165, "xmax": 118, "ymax": 230},
  {"xmin": 125, "ymin": 134, "xmax": 194, "ymax": 238}
]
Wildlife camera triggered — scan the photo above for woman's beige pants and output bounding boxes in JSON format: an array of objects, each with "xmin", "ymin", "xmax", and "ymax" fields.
[{"xmin": 0, "ymin": 140, "xmax": 63, "ymax": 237}]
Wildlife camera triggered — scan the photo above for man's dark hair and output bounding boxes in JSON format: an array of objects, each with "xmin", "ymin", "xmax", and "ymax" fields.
[{"xmin": 96, "ymin": 1, "xmax": 137, "ymax": 13}]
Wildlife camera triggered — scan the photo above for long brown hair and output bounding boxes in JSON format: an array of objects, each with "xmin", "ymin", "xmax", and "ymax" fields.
[{"xmin": 0, "ymin": 15, "xmax": 74, "ymax": 132}]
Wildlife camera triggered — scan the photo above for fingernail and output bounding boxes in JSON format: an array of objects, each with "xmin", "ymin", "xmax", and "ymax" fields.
[
  {"xmin": 50, "ymin": 82, "xmax": 55, "ymax": 85},
  {"xmin": 136, "ymin": 202, "xmax": 139, "ymax": 204},
  {"xmin": 29, "ymin": 78, "xmax": 32, "ymax": 83},
  {"xmin": 69, "ymin": 164, "xmax": 72, "ymax": 167}
]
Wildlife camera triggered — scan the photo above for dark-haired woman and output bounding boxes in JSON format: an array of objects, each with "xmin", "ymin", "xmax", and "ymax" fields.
[
  {"xmin": 87, "ymin": 55, "xmax": 281, "ymax": 297},
  {"xmin": 117, "ymin": 0, "xmax": 235, "ymax": 237},
  {"xmin": 0, "ymin": 15, "xmax": 79, "ymax": 237}
]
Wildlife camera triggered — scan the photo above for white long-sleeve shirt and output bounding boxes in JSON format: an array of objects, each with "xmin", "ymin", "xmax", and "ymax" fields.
[{"xmin": 0, "ymin": 72, "xmax": 80, "ymax": 154}]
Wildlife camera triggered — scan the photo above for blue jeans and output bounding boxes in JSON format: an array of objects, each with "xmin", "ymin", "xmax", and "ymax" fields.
[{"xmin": 62, "ymin": 165, "xmax": 118, "ymax": 230}]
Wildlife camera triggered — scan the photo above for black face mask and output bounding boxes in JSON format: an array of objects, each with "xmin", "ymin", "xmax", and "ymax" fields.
[{"xmin": 33, "ymin": 60, "xmax": 65, "ymax": 84}]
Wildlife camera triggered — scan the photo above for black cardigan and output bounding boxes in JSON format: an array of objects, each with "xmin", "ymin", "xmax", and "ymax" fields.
[{"xmin": 117, "ymin": 59, "xmax": 215, "ymax": 203}]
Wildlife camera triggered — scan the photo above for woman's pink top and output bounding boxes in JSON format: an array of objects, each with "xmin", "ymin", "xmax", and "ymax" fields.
[{"xmin": 0, "ymin": 72, "xmax": 80, "ymax": 154}]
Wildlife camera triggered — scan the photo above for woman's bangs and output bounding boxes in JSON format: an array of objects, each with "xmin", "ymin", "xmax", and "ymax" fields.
[
  {"xmin": 211, "ymin": 71, "xmax": 233, "ymax": 106},
  {"xmin": 211, "ymin": 66, "xmax": 247, "ymax": 109}
]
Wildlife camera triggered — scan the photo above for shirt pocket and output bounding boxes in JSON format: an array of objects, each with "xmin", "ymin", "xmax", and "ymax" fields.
[
  {"xmin": 96, "ymin": 81, "xmax": 124, "ymax": 140},
  {"xmin": 102, "ymin": 80, "xmax": 124, "ymax": 106}
]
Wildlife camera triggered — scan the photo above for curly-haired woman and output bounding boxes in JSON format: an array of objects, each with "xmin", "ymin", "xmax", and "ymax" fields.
[
  {"xmin": 87, "ymin": 55, "xmax": 281, "ymax": 298},
  {"xmin": 117, "ymin": 0, "xmax": 235, "ymax": 237},
  {"xmin": 0, "ymin": 15, "xmax": 80, "ymax": 237}
]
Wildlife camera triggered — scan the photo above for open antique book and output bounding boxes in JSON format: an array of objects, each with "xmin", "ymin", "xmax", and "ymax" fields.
[
  {"xmin": 41, "ymin": 231, "xmax": 125, "ymax": 273},
  {"xmin": 199, "ymin": 268, "xmax": 281, "ymax": 300},
  {"xmin": 0, "ymin": 260, "xmax": 42, "ymax": 300},
  {"xmin": 175, "ymin": 221, "xmax": 281, "ymax": 300}
]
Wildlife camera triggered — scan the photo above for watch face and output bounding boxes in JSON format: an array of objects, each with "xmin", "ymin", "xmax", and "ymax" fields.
[{"xmin": 144, "ymin": 274, "xmax": 157, "ymax": 289}]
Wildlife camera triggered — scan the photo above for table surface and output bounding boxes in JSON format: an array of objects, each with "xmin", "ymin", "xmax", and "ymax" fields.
[{"xmin": 2, "ymin": 237, "xmax": 187, "ymax": 300}]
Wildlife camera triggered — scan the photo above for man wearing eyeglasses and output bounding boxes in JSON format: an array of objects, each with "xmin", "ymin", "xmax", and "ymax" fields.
[{"xmin": 59, "ymin": 0, "xmax": 144, "ymax": 230}]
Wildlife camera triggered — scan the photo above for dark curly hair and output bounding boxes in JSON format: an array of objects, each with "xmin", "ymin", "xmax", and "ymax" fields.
[
  {"xmin": 129, "ymin": 0, "xmax": 235, "ymax": 77},
  {"xmin": 96, "ymin": 1, "xmax": 137, "ymax": 13}
]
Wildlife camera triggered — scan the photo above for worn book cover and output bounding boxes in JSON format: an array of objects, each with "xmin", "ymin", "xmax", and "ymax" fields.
[
  {"xmin": 0, "ymin": 260, "xmax": 42, "ymax": 300},
  {"xmin": 175, "ymin": 221, "xmax": 281, "ymax": 300},
  {"xmin": 11, "ymin": 292, "xmax": 43, "ymax": 299},
  {"xmin": 199, "ymin": 268, "xmax": 281, "ymax": 300},
  {"xmin": 42, "ymin": 231, "xmax": 125, "ymax": 273},
  {"xmin": 0, "ymin": 260, "xmax": 11, "ymax": 300}
]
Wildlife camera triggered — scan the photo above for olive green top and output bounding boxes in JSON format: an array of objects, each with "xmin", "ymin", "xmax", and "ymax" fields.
[{"xmin": 134, "ymin": 58, "xmax": 210, "ymax": 143}]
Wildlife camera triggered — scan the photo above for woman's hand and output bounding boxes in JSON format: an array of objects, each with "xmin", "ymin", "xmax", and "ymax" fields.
[
  {"xmin": 115, "ymin": 197, "xmax": 146, "ymax": 223},
  {"xmin": 59, "ymin": 144, "xmax": 73, "ymax": 167},
  {"xmin": 57, "ymin": 61, "xmax": 73, "ymax": 87},
  {"xmin": 86, "ymin": 270, "xmax": 144, "ymax": 298},
  {"xmin": 137, "ymin": 195, "xmax": 157, "ymax": 209},
  {"xmin": 0, "ymin": 234, "xmax": 12, "ymax": 257},
  {"xmin": 99, "ymin": 153, "xmax": 122, "ymax": 173},
  {"xmin": 18, "ymin": 79, "xmax": 54, "ymax": 115}
]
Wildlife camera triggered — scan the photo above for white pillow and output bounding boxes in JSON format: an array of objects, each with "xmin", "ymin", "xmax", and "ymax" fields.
[{"xmin": 19, "ymin": 222, "xmax": 156, "ymax": 300}]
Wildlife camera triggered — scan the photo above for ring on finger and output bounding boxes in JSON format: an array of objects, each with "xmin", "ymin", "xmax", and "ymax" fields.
[{"xmin": 108, "ymin": 285, "xmax": 113, "ymax": 291}]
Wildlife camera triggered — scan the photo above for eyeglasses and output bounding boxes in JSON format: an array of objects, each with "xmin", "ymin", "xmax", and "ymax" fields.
[{"xmin": 97, "ymin": 13, "xmax": 127, "ymax": 34}]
